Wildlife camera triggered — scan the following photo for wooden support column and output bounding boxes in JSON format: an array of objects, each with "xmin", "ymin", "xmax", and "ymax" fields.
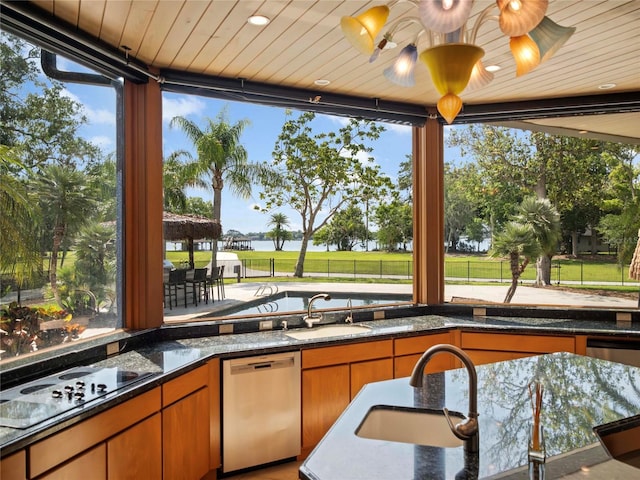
[
  {"xmin": 124, "ymin": 79, "xmax": 163, "ymax": 329},
  {"xmin": 413, "ymin": 115, "xmax": 445, "ymax": 304}
]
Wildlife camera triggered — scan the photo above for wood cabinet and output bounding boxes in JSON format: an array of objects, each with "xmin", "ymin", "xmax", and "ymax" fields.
[
  {"xmin": 300, "ymin": 340, "xmax": 393, "ymax": 456},
  {"xmin": 38, "ymin": 445, "xmax": 106, "ymax": 480},
  {"xmin": 0, "ymin": 450, "xmax": 27, "ymax": 480},
  {"xmin": 460, "ymin": 331, "xmax": 575, "ymax": 366},
  {"xmin": 394, "ymin": 331, "xmax": 458, "ymax": 377},
  {"xmin": 109, "ymin": 415, "xmax": 161, "ymax": 480},
  {"xmin": 162, "ymin": 364, "xmax": 210, "ymax": 480},
  {"xmin": 29, "ymin": 388, "xmax": 161, "ymax": 478}
]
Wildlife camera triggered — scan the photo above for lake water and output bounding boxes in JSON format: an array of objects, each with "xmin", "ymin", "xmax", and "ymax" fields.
[{"xmin": 168, "ymin": 239, "xmax": 390, "ymax": 252}]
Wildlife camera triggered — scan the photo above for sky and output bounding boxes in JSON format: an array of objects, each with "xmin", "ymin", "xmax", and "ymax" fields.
[{"xmin": 55, "ymin": 52, "xmax": 460, "ymax": 234}]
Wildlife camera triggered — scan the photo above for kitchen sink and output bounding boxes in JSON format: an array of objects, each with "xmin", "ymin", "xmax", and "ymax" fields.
[
  {"xmin": 285, "ymin": 324, "xmax": 372, "ymax": 340},
  {"xmin": 594, "ymin": 416, "xmax": 640, "ymax": 468},
  {"xmin": 356, "ymin": 405, "xmax": 465, "ymax": 448}
]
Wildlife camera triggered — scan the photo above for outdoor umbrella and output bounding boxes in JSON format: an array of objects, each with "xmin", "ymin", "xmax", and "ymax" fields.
[
  {"xmin": 630, "ymin": 228, "xmax": 640, "ymax": 307},
  {"xmin": 162, "ymin": 212, "xmax": 222, "ymax": 269}
]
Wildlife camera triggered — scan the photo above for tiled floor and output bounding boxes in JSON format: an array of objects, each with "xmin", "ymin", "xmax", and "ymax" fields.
[{"xmin": 222, "ymin": 460, "xmax": 301, "ymax": 480}]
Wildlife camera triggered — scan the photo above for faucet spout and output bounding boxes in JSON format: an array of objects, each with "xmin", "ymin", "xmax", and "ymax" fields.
[
  {"xmin": 409, "ymin": 344, "xmax": 479, "ymax": 452},
  {"xmin": 303, "ymin": 293, "xmax": 331, "ymax": 327}
]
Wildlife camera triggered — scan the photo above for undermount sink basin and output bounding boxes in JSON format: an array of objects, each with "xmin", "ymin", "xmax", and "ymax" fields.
[
  {"xmin": 356, "ymin": 405, "xmax": 465, "ymax": 448},
  {"xmin": 285, "ymin": 324, "xmax": 372, "ymax": 340},
  {"xmin": 595, "ymin": 417, "xmax": 640, "ymax": 468}
]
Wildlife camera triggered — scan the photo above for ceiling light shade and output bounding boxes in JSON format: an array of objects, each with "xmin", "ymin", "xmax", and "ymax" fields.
[
  {"xmin": 418, "ymin": 0, "xmax": 474, "ymax": 34},
  {"xmin": 384, "ymin": 44, "xmax": 418, "ymax": 87},
  {"xmin": 509, "ymin": 35, "xmax": 540, "ymax": 76},
  {"xmin": 465, "ymin": 60, "xmax": 495, "ymax": 91},
  {"xmin": 419, "ymin": 44, "xmax": 484, "ymax": 95},
  {"xmin": 437, "ymin": 93, "xmax": 463, "ymax": 124},
  {"xmin": 528, "ymin": 16, "xmax": 576, "ymax": 63},
  {"xmin": 498, "ymin": 0, "xmax": 549, "ymax": 37},
  {"xmin": 341, "ymin": 6, "xmax": 390, "ymax": 55}
]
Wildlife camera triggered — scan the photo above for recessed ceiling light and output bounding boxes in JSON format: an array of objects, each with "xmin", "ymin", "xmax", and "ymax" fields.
[
  {"xmin": 578, "ymin": 130, "xmax": 588, "ymax": 134},
  {"xmin": 598, "ymin": 83, "xmax": 616, "ymax": 90},
  {"xmin": 314, "ymin": 79, "xmax": 330, "ymax": 86},
  {"xmin": 248, "ymin": 15, "xmax": 270, "ymax": 26},
  {"xmin": 485, "ymin": 64, "xmax": 501, "ymax": 72}
]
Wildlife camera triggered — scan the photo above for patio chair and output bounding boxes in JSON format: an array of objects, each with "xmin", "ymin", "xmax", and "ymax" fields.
[
  {"xmin": 165, "ymin": 268, "xmax": 187, "ymax": 308},
  {"xmin": 186, "ymin": 268, "xmax": 209, "ymax": 306},
  {"xmin": 209, "ymin": 265, "xmax": 225, "ymax": 301}
]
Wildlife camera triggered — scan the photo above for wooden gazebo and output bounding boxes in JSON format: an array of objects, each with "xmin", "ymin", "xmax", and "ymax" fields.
[{"xmin": 163, "ymin": 212, "xmax": 222, "ymax": 269}]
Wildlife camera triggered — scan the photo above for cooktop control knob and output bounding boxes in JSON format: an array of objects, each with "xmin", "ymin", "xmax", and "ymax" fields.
[
  {"xmin": 97, "ymin": 383, "xmax": 107, "ymax": 393},
  {"xmin": 52, "ymin": 390, "xmax": 63, "ymax": 399}
]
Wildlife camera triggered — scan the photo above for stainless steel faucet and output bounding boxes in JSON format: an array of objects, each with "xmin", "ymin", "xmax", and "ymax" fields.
[
  {"xmin": 303, "ymin": 293, "xmax": 331, "ymax": 327},
  {"xmin": 409, "ymin": 344, "xmax": 479, "ymax": 453},
  {"xmin": 345, "ymin": 298, "xmax": 353, "ymax": 324}
]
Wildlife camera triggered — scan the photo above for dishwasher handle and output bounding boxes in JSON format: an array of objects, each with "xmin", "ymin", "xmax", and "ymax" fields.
[{"xmin": 228, "ymin": 355, "xmax": 297, "ymax": 374}]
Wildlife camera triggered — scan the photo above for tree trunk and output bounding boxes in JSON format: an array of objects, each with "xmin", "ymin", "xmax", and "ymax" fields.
[
  {"xmin": 590, "ymin": 229, "xmax": 598, "ymax": 255},
  {"xmin": 211, "ymin": 175, "xmax": 223, "ymax": 272},
  {"xmin": 294, "ymin": 233, "xmax": 310, "ymax": 277},
  {"xmin": 50, "ymin": 225, "xmax": 65, "ymax": 305},
  {"xmin": 535, "ymin": 255, "xmax": 552, "ymax": 286},
  {"xmin": 571, "ymin": 231, "xmax": 579, "ymax": 257}
]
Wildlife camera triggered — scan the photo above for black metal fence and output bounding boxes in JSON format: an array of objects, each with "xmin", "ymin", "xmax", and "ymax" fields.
[{"xmin": 239, "ymin": 258, "xmax": 638, "ymax": 286}]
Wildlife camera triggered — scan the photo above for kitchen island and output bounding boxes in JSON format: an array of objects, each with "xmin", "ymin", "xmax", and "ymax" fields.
[{"xmin": 300, "ymin": 352, "xmax": 640, "ymax": 479}]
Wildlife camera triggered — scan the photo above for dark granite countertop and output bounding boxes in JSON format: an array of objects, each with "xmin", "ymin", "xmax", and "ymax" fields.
[
  {"xmin": 1, "ymin": 312, "xmax": 639, "ymax": 458},
  {"xmin": 300, "ymin": 352, "xmax": 640, "ymax": 479}
]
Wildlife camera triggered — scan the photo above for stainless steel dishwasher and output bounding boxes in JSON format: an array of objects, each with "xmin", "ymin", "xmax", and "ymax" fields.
[{"xmin": 222, "ymin": 351, "xmax": 301, "ymax": 473}]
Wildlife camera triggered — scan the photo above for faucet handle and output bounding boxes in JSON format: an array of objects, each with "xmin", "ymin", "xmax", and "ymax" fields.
[{"xmin": 443, "ymin": 408, "xmax": 478, "ymax": 441}]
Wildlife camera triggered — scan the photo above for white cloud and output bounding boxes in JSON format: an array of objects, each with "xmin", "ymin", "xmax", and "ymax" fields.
[
  {"xmin": 385, "ymin": 123, "xmax": 411, "ymax": 135},
  {"xmin": 340, "ymin": 149, "xmax": 375, "ymax": 165},
  {"xmin": 89, "ymin": 135, "xmax": 113, "ymax": 149},
  {"xmin": 163, "ymin": 96, "xmax": 206, "ymax": 123},
  {"xmin": 60, "ymin": 88, "xmax": 116, "ymax": 125}
]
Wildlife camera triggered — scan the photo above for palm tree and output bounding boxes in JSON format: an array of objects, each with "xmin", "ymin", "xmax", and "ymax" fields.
[
  {"xmin": 0, "ymin": 146, "xmax": 41, "ymax": 290},
  {"xmin": 163, "ymin": 154, "xmax": 189, "ymax": 213},
  {"xmin": 34, "ymin": 164, "xmax": 96, "ymax": 304},
  {"xmin": 170, "ymin": 109, "xmax": 267, "ymax": 270},
  {"xmin": 491, "ymin": 221, "xmax": 541, "ymax": 303},
  {"xmin": 266, "ymin": 213, "xmax": 291, "ymax": 251},
  {"xmin": 516, "ymin": 197, "xmax": 561, "ymax": 286}
]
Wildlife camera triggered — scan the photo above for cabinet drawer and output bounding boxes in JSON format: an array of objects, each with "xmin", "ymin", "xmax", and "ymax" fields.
[
  {"xmin": 461, "ymin": 332, "xmax": 575, "ymax": 354},
  {"xmin": 162, "ymin": 364, "xmax": 208, "ymax": 407},
  {"xmin": 0, "ymin": 450, "xmax": 26, "ymax": 480},
  {"xmin": 302, "ymin": 340, "xmax": 393, "ymax": 369},
  {"xmin": 394, "ymin": 332, "xmax": 455, "ymax": 356},
  {"xmin": 30, "ymin": 387, "xmax": 161, "ymax": 477}
]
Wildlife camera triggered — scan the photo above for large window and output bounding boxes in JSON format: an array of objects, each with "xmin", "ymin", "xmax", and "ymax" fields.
[
  {"xmin": 0, "ymin": 33, "xmax": 120, "ymax": 362},
  {"xmin": 161, "ymin": 96, "xmax": 414, "ymax": 323}
]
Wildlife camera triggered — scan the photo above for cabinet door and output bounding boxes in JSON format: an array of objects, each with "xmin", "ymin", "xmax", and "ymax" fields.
[
  {"xmin": 163, "ymin": 387, "xmax": 210, "ymax": 480},
  {"xmin": 39, "ymin": 445, "xmax": 106, "ymax": 480},
  {"xmin": 394, "ymin": 332, "xmax": 457, "ymax": 378},
  {"xmin": 461, "ymin": 332, "xmax": 576, "ymax": 366},
  {"xmin": 108, "ymin": 414, "xmax": 161, "ymax": 480},
  {"xmin": 208, "ymin": 358, "xmax": 221, "ymax": 472},
  {"xmin": 351, "ymin": 358, "xmax": 393, "ymax": 398},
  {"xmin": 0, "ymin": 450, "xmax": 26, "ymax": 480},
  {"xmin": 302, "ymin": 364, "xmax": 350, "ymax": 456}
]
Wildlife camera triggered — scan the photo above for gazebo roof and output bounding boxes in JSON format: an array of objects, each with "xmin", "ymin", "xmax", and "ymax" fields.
[{"xmin": 162, "ymin": 212, "xmax": 222, "ymax": 241}]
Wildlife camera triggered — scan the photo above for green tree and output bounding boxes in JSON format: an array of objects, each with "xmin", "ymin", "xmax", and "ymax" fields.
[
  {"xmin": 266, "ymin": 213, "xmax": 292, "ymax": 251},
  {"xmin": 516, "ymin": 197, "xmax": 561, "ymax": 286},
  {"xmin": 491, "ymin": 222, "xmax": 540, "ymax": 303},
  {"xmin": 170, "ymin": 108, "xmax": 267, "ymax": 270},
  {"xmin": 448, "ymin": 125, "xmax": 535, "ymax": 238},
  {"xmin": 184, "ymin": 197, "xmax": 213, "ymax": 218},
  {"xmin": 597, "ymin": 146, "xmax": 640, "ymax": 265},
  {"xmin": 260, "ymin": 111, "xmax": 390, "ymax": 276},
  {"xmin": 33, "ymin": 164, "xmax": 97, "ymax": 304},
  {"xmin": 313, "ymin": 205, "xmax": 368, "ymax": 251},
  {"xmin": 374, "ymin": 200, "xmax": 413, "ymax": 251},
  {"xmin": 397, "ymin": 154, "xmax": 413, "ymax": 202},
  {"xmin": 73, "ymin": 223, "xmax": 116, "ymax": 306},
  {"xmin": 163, "ymin": 155, "xmax": 189, "ymax": 213},
  {"xmin": 444, "ymin": 163, "xmax": 479, "ymax": 252},
  {"xmin": 0, "ymin": 145, "xmax": 41, "ymax": 286}
]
